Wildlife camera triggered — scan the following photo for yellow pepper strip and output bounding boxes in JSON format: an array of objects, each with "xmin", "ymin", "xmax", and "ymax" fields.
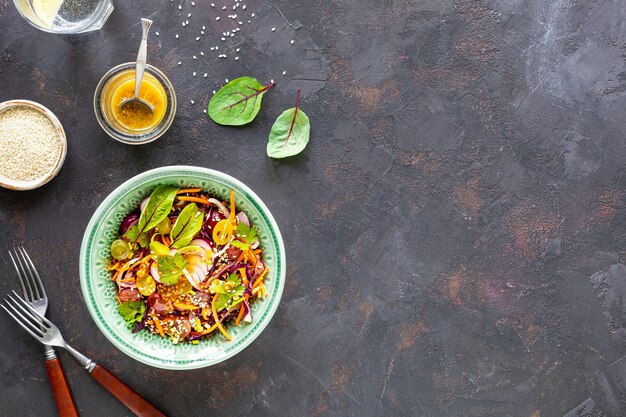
[
  {"xmin": 229, "ymin": 190, "xmax": 236, "ymax": 224},
  {"xmin": 202, "ymin": 307, "xmax": 209, "ymax": 320},
  {"xmin": 174, "ymin": 301, "xmax": 201, "ymax": 310},
  {"xmin": 200, "ymin": 322, "xmax": 219, "ymax": 336},
  {"xmin": 150, "ymin": 313, "xmax": 165, "ymax": 338},
  {"xmin": 177, "ymin": 188, "xmax": 202, "ymax": 194},
  {"xmin": 261, "ymin": 283, "xmax": 269, "ymax": 298},
  {"xmin": 212, "ymin": 295, "xmax": 232, "ymax": 341},
  {"xmin": 238, "ymin": 268, "xmax": 248, "ymax": 287},
  {"xmin": 178, "ymin": 196, "xmax": 210, "ymax": 205},
  {"xmin": 252, "ymin": 267, "xmax": 270, "ymax": 289}
]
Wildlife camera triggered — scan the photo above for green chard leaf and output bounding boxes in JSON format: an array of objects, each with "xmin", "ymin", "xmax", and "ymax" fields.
[
  {"xmin": 170, "ymin": 203, "xmax": 204, "ymax": 249},
  {"xmin": 208, "ymin": 77, "xmax": 275, "ymax": 126},
  {"xmin": 149, "ymin": 241, "xmax": 171, "ymax": 258},
  {"xmin": 118, "ymin": 301, "xmax": 146, "ymax": 325},
  {"xmin": 157, "ymin": 253, "xmax": 188, "ymax": 285},
  {"xmin": 267, "ymin": 89, "xmax": 310, "ymax": 159},
  {"xmin": 129, "ymin": 185, "xmax": 179, "ymax": 246},
  {"xmin": 123, "ymin": 225, "xmax": 150, "ymax": 248}
]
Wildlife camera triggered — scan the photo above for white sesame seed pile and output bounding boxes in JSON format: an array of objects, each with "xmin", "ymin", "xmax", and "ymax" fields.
[{"xmin": 0, "ymin": 108, "xmax": 62, "ymax": 182}]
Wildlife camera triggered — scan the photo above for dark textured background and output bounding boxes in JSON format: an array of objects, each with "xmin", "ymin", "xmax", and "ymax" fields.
[{"xmin": 1, "ymin": 0, "xmax": 626, "ymax": 416}]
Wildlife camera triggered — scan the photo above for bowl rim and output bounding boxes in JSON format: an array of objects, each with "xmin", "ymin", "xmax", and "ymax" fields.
[
  {"xmin": 79, "ymin": 165, "xmax": 286, "ymax": 369},
  {"xmin": 0, "ymin": 99, "xmax": 67, "ymax": 191}
]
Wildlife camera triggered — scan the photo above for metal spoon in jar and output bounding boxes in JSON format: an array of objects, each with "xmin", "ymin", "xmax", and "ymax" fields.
[{"xmin": 120, "ymin": 18, "xmax": 155, "ymax": 113}]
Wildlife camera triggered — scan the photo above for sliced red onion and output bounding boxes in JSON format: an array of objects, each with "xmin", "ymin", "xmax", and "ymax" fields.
[
  {"xmin": 243, "ymin": 300, "xmax": 252, "ymax": 323},
  {"xmin": 150, "ymin": 262, "xmax": 162, "ymax": 283},
  {"xmin": 119, "ymin": 213, "xmax": 140, "ymax": 235},
  {"xmin": 190, "ymin": 238, "xmax": 213, "ymax": 252},
  {"xmin": 250, "ymin": 240, "xmax": 260, "ymax": 250},
  {"xmin": 236, "ymin": 211, "xmax": 249, "ymax": 226},
  {"xmin": 208, "ymin": 198, "xmax": 230, "ymax": 217},
  {"xmin": 139, "ymin": 197, "xmax": 150, "ymax": 213},
  {"xmin": 116, "ymin": 269, "xmax": 137, "ymax": 289}
]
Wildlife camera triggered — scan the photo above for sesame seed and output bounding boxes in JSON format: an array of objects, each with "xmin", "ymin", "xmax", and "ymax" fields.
[
  {"xmin": 282, "ymin": 71, "xmax": 286, "ymax": 75},
  {"xmin": 193, "ymin": 72, "xmax": 196, "ymax": 76},
  {"xmin": 238, "ymin": 21, "xmax": 243, "ymax": 25},
  {"xmin": 210, "ymin": 47, "xmax": 215, "ymax": 50},
  {"xmin": 247, "ymin": 20, "xmax": 251, "ymax": 23},
  {"xmin": 176, "ymin": 34, "xmax": 179, "ymax": 38},
  {"xmin": 155, "ymin": 32, "xmax": 160, "ymax": 36},
  {"xmin": 186, "ymin": 20, "xmax": 189, "ymax": 24},
  {"xmin": 235, "ymin": 56, "xmax": 239, "ymax": 60},
  {"xmin": 177, "ymin": 61, "xmax": 182, "ymax": 65},
  {"xmin": 222, "ymin": 5, "xmax": 226, "ymax": 9},
  {"xmin": 251, "ymin": 13, "xmax": 255, "ymax": 17},
  {"xmin": 202, "ymin": 25, "xmax": 206, "ymax": 30},
  {"xmin": 191, "ymin": 100, "xmax": 195, "ymax": 104},
  {"xmin": 203, "ymin": 109, "xmax": 207, "ymax": 113},
  {"xmin": 193, "ymin": 55, "xmax": 197, "ymax": 59},
  {"xmin": 204, "ymin": 73, "xmax": 208, "ymax": 77},
  {"xmin": 215, "ymin": 16, "xmax": 220, "ymax": 20},
  {"xmin": 291, "ymin": 40, "xmax": 295, "ymax": 44},
  {"xmin": 230, "ymin": 33, "xmax": 234, "ymax": 37},
  {"xmin": 243, "ymin": 5, "xmax": 247, "ymax": 9},
  {"xmin": 271, "ymin": 79, "xmax": 275, "ymax": 83},
  {"xmin": 200, "ymin": 51, "xmax": 204, "ymax": 56},
  {"xmin": 191, "ymin": 1, "xmax": 195, "ymax": 5},
  {"xmin": 211, "ymin": 3, "xmax": 214, "ymax": 7},
  {"xmin": 182, "ymin": 22, "xmax": 185, "ymax": 27},
  {"xmin": 187, "ymin": 13, "xmax": 191, "ymax": 17},
  {"xmin": 221, "ymin": 37, "xmax": 225, "ymax": 41},
  {"xmin": 225, "ymin": 78, "xmax": 229, "ymax": 82},
  {"xmin": 213, "ymin": 90, "xmax": 216, "ymax": 94},
  {"xmin": 196, "ymin": 37, "xmax": 200, "ymax": 41},
  {"xmin": 236, "ymin": 48, "xmax": 240, "ymax": 52},
  {"xmin": 201, "ymin": 30, "xmax": 205, "ymax": 34},
  {"xmin": 178, "ymin": 5, "xmax": 181, "ymax": 9},
  {"xmin": 271, "ymin": 27, "xmax": 276, "ymax": 32}
]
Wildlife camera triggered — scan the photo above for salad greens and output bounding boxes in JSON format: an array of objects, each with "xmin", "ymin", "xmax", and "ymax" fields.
[
  {"xmin": 118, "ymin": 301, "xmax": 146, "ymax": 325},
  {"xmin": 157, "ymin": 252, "xmax": 188, "ymax": 285},
  {"xmin": 267, "ymin": 89, "xmax": 310, "ymax": 159},
  {"xmin": 170, "ymin": 203, "xmax": 203, "ymax": 249},
  {"xmin": 208, "ymin": 77, "xmax": 275, "ymax": 126},
  {"xmin": 231, "ymin": 223, "xmax": 257, "ymax": 251}
]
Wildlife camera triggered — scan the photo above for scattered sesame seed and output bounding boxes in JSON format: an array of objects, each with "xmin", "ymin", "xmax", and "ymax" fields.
[
  {"xmin": 191, "ymin": 1, "xmax": 195, "ymax": 5},
  {"xmin": 230, "ymin": 33, "xmax": 234, "ymax": 37},
  {"xmin": 193, "ymin": 72, "xmax": 196, "ymax": 76},
  {"xmin": 271, "ymin": 27, "xmax": 276, "ymax": 32},
  {"xmin": 155, "ymin": 32, "xmax": 160, "ymax": 36},
  {"xmin": 225, "ymin": 78, "xmax": 229, "ymax": 83},
  {"xmin": 247, "ymin": 20, "xmax": 251, "ymax": 23},
  {"xmin": 203, "ymin": 109, "xmax": 207, "ymax": 113},
  {"xmin": 178, "ymin": 5, "xmax": 181, "ymax": 9},
  {"xmin": 238, "ymin": 21, "xmax": 243, "ymax": 25},
  {"xmin": 191, "ymin": 100, "xmax": 195, "ymax": 104},
  {"xmin": 204, "ymin": 73, "xmax": 208, "ymax": 77},
  {"xmin": 232, "ymin": 5, "xmax": 236, "ymax": 9},
  {"xmin": 187, "ymin": 13, "xmax": 191, "ymax": 17},
  {"xmin": 210, "ymin": 47, "xmax": 215, "ymax": 50},
  {"xmin": 215, "ymin": 16, "xmax": 220, "ymax": 20},
  {"xmin": 215, "ymin": 46, "xmax": 219, "ymax": 50},
  {"xmin": 201, "ymin": 30, "xmax": 205, "ymax": 34},
  {"xmin": 251, "ymin": 13, "xmax": 255, "ymax": 17},
  {"xmin": 282, "ymin": 71, "xmax": 286, "ymax": 75},
  {"xmin": 222, "ymin": 5, "xmax": 226, "ymax": 9},
  {"xmin": 196, "ymin": 37, "xmax": 200, "ymax": 41},
  {"xmin": 202, "ymin": 25, "xmax": 206, "ymax": 30},
  {"xmin": 200, "ymin": 51, "xmax": 204, "ymax": 56},
  {"xmin": 182, "ymin": 22, "xmax": 185, "ymax": 26},
  {"xmin": 176, "ymin": 34, "xmax": 179, "ymax": 38},
  {"xmin": 221, "ymin": 37, "xmax": 225, "ymax": 41},
  {"xmin": 177, "ymin": 61, "xmax": 182, "ymax": 65},
  {"xmin": 271, "ymin": 79, "xmax": 275, "ymax": 83},
  {"xmin": 213, "ymin": 90, "xmax": 216, "ymax": 94},
  {"xmin": 186, "ymin": 20, "xmax": 189, "ymax": 24},
  {"xmin": 193, "ymin": 55, "xmax": 197, "ymax": 59},
  {"xmin": 211, "ymin": 3, "xmax": 214, "ymax": 7},
  {"xmin": 235, "ymin": 56, "xmax": 239, "ymax": 60},
  {"xmin": 243, "ymin": 5, "xmax": 246, "ymax": 9},
  {"xmin": 291, "ymin": 40, "xmax": 295, "ymax": 44},
  {"xmin": 236, "ymin": 48, "xmax": 240, "ymax": 52}
]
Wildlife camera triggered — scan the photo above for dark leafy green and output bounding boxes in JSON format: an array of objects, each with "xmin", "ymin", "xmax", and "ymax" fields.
[
  {"xmin": 170, "ymin": 203, "xmax": 203, "ymax": 249},
  {"xmin": 125, "ymin": 185, "xmax": 178, "ymax": 246},
  {"xmin": 267, "ymin": 89, "xmax": 310, "ymax": 158},
  {"xmin": 208, "ymin": 77, "xmax": 275, "ymax": 126}
]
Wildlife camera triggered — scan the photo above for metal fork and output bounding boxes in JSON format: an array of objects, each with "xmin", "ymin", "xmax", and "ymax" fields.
[
  {"xmin": 2, "ymin": 292, "xmax": 167, "ymax": 417},
  {"xmin": 9, "ymin": 247, "xmax": 79, "ymax": 417}
]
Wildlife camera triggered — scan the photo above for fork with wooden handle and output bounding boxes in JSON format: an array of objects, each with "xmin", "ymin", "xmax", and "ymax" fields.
[
  {"xmin": 9, "ymin": 247, "xmax": 79, "ymax": 417},
  {"xmin": 2, "ymin": 291, "xmax": 167, "ymax": 417}
]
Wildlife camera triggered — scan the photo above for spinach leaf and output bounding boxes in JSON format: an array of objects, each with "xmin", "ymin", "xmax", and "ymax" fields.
[
  {"xmin": 208, "ymin": 77, "xmax": 275, "ymax": 126},
  {"xmin": 267, "ymin": 90, "xmax": 310, "ymax": 158},
  {"xmin": 125, "ymin": 185, "xmax": 178, "ymax": 246},
  {"xmin": 170, "ymin": 203, "xmax": 204, "ymax": 249}
]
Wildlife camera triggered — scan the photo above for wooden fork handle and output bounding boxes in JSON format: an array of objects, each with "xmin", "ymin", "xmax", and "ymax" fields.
[
  {"xmin": 90, "ymin": 364, "xmax": 167, "ymax": 417},
  {"xmin": 45, "ymin": 358, "xmax": 80, "ymax": 417}
]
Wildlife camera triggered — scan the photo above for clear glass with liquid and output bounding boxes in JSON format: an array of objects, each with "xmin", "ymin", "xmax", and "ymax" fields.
[{"xmin": 13, "ymin": 0, "xmax": 113, "ymax": 34}]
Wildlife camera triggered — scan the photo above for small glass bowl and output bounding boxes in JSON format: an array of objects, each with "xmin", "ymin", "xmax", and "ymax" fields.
[{"xmin": 94, "ymin": 63, "xmax": 177, "ymax": 145}]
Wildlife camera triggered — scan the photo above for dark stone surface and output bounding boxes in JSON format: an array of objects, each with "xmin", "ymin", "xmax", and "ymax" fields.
[{"xmin": 1, "ymin": 0, "xmax": 626, "ymax": 416}]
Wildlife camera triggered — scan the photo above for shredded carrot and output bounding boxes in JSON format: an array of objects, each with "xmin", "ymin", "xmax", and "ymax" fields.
[
  {"xmin": 212, "ymin": 295, "xmax": 232, "ymax": 341},
  {"xmin": 151, "ymin": 313, "xmax": 165, "ymax": 338},
  {"xmin": 178, "ymin": 196, "xmax": 210, "ymax": 205},
  {"xmin": 239, "ymin": 268, "xmax": 248, "ymax": 286},
  {"xmin": 252, "ymin": 267, "xmax": 270, "ymax": 288},
  {"xmin": 200, "ymin": 322, "xmax": 219, "ymax": 335},
  {"xmin": 177, "ymin": 188, "xmax": 202, "ymax": 194},
  {"xmin": 235, "ymin": 304, "xmax": 245, "ymax": 326},
  {"xmin": 253, "ymin": 249, "xmax": 262, "ymax": 255},
  {"xmin": 229, "ymin": 190, "xmax": 236, "ymax": 223},
  {"xmin": 248, "ymin": 249, "xmax": 257, "ymax": 266},
  {"xmin": 162, "ymin": 235, "xmax": 170, "ymax": 247},
  {"xmin": 234, "ymin": 251, "xmax": 245, "ymax": 264},
  {"xmin": 116, "ymin": 296, "xmax": 122, "ymax": 305},
  {"xmin": 108, "ymin": 261, "xmax": 121, "ymax": 271},
  {"xmin": 202, "ymin": 307, "xmax": 209, "ymax": 320}
]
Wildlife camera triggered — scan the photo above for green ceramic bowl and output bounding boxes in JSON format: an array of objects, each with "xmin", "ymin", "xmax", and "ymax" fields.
[{"xmin": 79, "ymin": 166, "xmax": 285, "ymax": 369}]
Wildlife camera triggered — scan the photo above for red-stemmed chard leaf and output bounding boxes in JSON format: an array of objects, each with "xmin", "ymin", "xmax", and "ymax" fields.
[
  {"xmin": 267, "ymin": 89, "xmax": 311, "ymax": 159},
  {"xmin": 208, "ymin": 77, "xmax": 275, "ymax": 126}
]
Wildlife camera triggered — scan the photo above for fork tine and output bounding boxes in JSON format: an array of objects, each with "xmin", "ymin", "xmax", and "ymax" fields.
[
  {"xmin": 8, "ymin": 291, "xmax": 52, "ymax": 327},
  {"xmin": 15, "ymin": 247, "xmax": 41, "ymax": 300},
  {"xmin": 8, "ymin": 250, "xmax": 29, "ymax": 300},
  {"xmin": 18, "ymin": 246, "xmax": 45, "ymax": 300},
  {"xmin": 11, "ymin": 248, "xmax": 36, "ymax": 301},
  {"xmin": 2, "ymin": 300, "xmax": 45, "ymax": 338}
]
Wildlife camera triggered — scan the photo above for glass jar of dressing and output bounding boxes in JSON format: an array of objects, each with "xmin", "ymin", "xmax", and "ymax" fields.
[{"xmin": 94, "ymin": 63, "xmax": 176, "ymax": 145}]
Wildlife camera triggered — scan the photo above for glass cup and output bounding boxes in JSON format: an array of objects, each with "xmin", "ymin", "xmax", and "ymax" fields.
[
  {"xmin": 13, "ymin": 0, "xmax": 113, "ymax": 34},
  {"xmin": 94, "ymin": 62, "xmax": 177, "ymax": 145}
]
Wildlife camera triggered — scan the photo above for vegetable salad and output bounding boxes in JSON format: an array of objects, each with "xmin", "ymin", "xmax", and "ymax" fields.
[{"xmin": 108, "ymin": 186, "xmax": 269, "ymax": 344}]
